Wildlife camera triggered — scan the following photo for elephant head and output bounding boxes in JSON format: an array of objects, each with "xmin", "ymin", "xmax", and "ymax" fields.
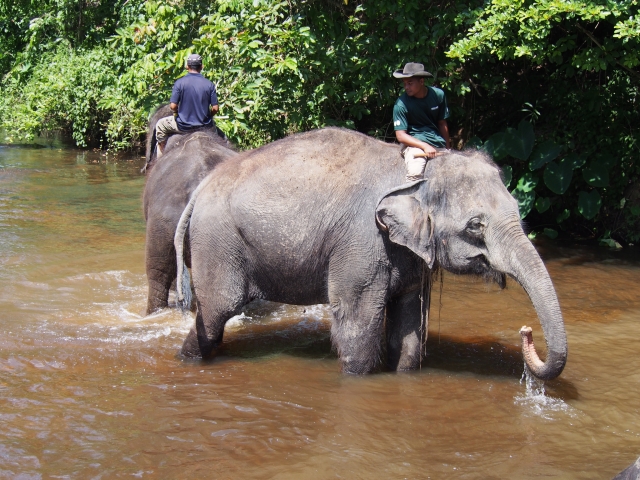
[{"xmin": 375, "ymin": 150, "xmax": 567, "ymax": 381}]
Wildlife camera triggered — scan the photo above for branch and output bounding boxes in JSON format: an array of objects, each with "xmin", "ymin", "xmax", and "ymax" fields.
[{"xmin": 576, "ymin": 23, "xmax": 640, "ymax": 81}]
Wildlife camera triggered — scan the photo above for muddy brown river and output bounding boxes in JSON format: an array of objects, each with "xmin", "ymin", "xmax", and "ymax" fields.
[{"xmin": 1, "ymin": 145, "xmax": 639, "ymax": 478}]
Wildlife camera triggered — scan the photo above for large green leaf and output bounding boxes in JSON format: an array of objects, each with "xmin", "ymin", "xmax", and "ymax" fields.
[
  {"xmin": 466, "ymin": 136, "xmax": 483, "ymax": 149},
  {"xmin": 564, "ymin": 153, "xmax": 587, "ymax": 170},
  {"xmin": 582, "ymin": 162, "xmax": 609, "ymax": 187},
  {"xmin": 529, "ymin": 140, "xmax": 561, "ymax": 170},
  {"xmin": 484, "ymin": 132, "xmax": 509, "ymax": 161},
  {"xmin": 505, "ymin": 120, "xmax": 534, "ymax": 161},
  {"xmin": 501, "ymin": 165, "xmax": 513, "ymax": 188},
  {"xmin": 511, "ymin": 188, "xmax": 535, "ymax": 218},
  {"xmin": 578, "ymin": 190, "xmax": 602, "ymax": 219},
  {"xmin": 544, "ymin": 160, "xmax": 573, "ymax": 194},
  {"xmin": 515, "ymin": 172, "xmax": 538, "ymax": 192},
  {"xmin": 535, "ymin": 196, "xmax": 551, "ymax": 213}
]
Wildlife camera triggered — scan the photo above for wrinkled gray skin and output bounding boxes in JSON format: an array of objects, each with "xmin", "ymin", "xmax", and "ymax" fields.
[
  {"xmin": 613, "ymin": 457, "xmax": 640, "ymax": 480},
  {"xmin": 175, "ymin": 127, "xmax": 567, "ymax": 378},
  {"xmin": 143, "ymin": 106, "xmax": 237, "ymax": 314}
]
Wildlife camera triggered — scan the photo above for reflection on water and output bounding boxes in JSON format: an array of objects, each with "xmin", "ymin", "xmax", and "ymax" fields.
[{"xmin": 1, "ymin": 146, "xmax": 640, "ymax": 478}]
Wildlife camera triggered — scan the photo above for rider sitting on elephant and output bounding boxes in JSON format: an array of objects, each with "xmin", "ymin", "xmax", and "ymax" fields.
[
  {"xmin": 393, "ymin": 62, "xmax": 451, "ymax": 182},
  {"xmin": 155, "ymin": 53, "xmax": 219, "ymax": 158}
]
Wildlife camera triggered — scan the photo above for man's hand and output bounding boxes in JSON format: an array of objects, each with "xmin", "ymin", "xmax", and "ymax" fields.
[
  {"xmin": 396, "ymin": 130, "xmax": 439, "ymax": 158},
  {"xmin": 422, "ymin": 144, "xmax": 437, "ymax": 158}
]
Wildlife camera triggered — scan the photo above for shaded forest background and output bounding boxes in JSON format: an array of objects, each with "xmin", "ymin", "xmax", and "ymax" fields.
[{"xmin": 0, "ymin": 0, "xmax": 638, "ymax": 243}]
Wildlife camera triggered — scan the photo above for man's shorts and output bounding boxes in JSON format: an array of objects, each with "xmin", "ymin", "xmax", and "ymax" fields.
[
  {"xmin": 155, "ymin": 116, "xmax": 182, "ymax": 143},
  {"xmin": 400, "ymin": 145, "xmax": 449, "ymax": 182}
]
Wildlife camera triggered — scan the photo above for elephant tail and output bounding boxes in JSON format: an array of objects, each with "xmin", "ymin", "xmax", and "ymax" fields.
[{"xmin": 174, "ymin": 177, "xmax": 209, "ymax": 311}]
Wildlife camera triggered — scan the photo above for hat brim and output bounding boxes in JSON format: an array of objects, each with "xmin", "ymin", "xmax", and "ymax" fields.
[{"xmin": 393, "ymin": 70, "xmax": 433, "ymax": 79}]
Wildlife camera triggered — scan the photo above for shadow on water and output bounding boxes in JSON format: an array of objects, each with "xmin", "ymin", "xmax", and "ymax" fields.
[
  {"xmin": 184, "ymin": 325, "xmax": 336, "ymax": 364},
  {"xmin": 176, "ymin": 312, "xmax": 578, "ymax": 399},
  {"xmin": 424, "ymin": 333, "xmax": 579, "ymax": 399}
]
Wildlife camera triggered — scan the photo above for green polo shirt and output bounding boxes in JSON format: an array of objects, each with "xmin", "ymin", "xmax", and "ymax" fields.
[{"xmin": 393, "ymin": 87, "xmax": 449, "ymax": 147}]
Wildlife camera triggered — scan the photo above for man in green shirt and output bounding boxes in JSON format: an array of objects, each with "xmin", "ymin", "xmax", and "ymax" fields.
[{"xmin": 393, "ymin": 62, "xmax": 451, "ymax": 181}]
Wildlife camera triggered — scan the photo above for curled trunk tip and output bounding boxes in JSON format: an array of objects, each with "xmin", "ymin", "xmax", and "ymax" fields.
[
  {"xmin": 519, "ymin": 325, "xmax": 566, "ymax": 381},
  {"xmin": 520, "ymin": 326, "xmax": 545, "ymax": 370}
]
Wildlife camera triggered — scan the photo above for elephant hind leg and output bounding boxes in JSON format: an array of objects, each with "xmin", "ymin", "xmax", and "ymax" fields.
[
  {"xmin": 329, "ymin": 286, "xmax": 386, "ymax": 374},
  {"xmin": 386, "ymin": 288, "xmax": 426, "ymax": 371},
  {"xmin": 180, "ymin": 271, "xmax": 248, "ymax": 359}
]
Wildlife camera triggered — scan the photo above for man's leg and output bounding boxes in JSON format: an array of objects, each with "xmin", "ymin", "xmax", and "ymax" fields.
[
  {"xmin": 155, "ymin": 116, "xmax": 181, "ymax": 158},
  {"xmin": 402, "ymin": 147, "xmax": 427, "ymax": 182}
]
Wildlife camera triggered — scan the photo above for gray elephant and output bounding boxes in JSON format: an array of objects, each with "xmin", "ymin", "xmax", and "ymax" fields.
[
  {"xmin": 143, "ymin": 108, "xmax": 238, "ymax": 314},
  {"xmin": 174, "ymin": 127, "xmax": 567, "ymax": 379}
]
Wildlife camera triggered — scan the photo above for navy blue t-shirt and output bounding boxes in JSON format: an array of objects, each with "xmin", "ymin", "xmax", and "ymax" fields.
[{"xmin": 170, "ymin": 73, "xmax": 218, "ymax": 131}]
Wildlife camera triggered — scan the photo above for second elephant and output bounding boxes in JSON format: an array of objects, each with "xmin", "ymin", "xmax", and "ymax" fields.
[{"xmin": 143, "ymin": 126, "xmax": 237, "ymax": 314}]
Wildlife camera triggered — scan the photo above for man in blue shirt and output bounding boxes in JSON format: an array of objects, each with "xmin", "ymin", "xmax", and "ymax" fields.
[
  {"xmin": 155, "ymin": 53, "xmax": 219, "ymax": 157},
  {"xmin": 392, "ymin": 62, "xmax": 450, "ymax": 181}
]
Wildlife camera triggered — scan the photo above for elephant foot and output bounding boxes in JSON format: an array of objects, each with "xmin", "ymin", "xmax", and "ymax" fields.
[
  {"xmin": 145, "ymin": 303, "xmax": 167, "ymax": 316},
  {"xmin": 341, "ymin": 355, "xmax": 379, "ymax": 375},
  {"xmin": 180, "ymin": 328, "xmax": 215, "ymax": 359}
]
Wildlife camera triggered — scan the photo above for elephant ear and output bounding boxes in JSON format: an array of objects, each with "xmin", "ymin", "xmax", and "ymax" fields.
[{"xmin": 375, "ymin": 181, "xmax": 435, "ymax": 269}]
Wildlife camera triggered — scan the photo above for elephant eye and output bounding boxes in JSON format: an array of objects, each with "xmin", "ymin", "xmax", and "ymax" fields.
[{"xmin": 466, "ymin": 218, "xmax": 485, "ymax": 236}]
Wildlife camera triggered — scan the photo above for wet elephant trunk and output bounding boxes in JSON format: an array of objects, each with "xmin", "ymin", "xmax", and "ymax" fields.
[{"xmin": 491, "ymin": 221, "xmax": 567, "ymax": 381}]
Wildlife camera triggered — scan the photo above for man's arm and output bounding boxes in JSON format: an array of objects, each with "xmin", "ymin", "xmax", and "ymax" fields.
[
  {"xmin": 170, "ymin": 102, "xmax": 178, "ymax": 114},
  {"xmin": 211, "ymin": 104, "xmax": 219, "ymax": 115},
  {"xmin": 438, "ymin": 119, "xmax": 451, "ymax": 149},
  {"xmin": 395, "ymin": 130, "xmax": 438, "ymax": 158}
]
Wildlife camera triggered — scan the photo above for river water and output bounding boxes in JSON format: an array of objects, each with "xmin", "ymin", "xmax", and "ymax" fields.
[{"xmin": 1, "ymin": 145, "xmax": 639, "ymax": 479}]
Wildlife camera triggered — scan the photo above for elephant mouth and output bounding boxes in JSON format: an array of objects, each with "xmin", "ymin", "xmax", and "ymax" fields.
[
  {"xmin": 466, "ymin": 254, "xmax": 507, "ymax": 289},
  {"xmin": 442, "ymin": 253, "xmax": 506, "ymax": 289}
]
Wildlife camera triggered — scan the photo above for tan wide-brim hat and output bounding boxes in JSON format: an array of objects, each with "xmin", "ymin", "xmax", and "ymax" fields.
[{"xmin": 393, "ymin": 62, "xmax": 434, "ymax": 78}]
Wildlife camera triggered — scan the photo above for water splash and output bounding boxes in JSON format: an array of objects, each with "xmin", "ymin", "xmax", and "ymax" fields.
[{"xmin": 514, "ymin": 364, "xmax": 577, "ymax": 419}]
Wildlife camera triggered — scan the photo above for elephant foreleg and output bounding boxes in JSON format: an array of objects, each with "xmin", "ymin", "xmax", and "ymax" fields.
[
  {"xmin": 386, "ymin": 286, "xmax": 428, "ymax": 371},
  {"xmin": 329, "ymin": 285, "xmax": 387, "ymax": 374}
]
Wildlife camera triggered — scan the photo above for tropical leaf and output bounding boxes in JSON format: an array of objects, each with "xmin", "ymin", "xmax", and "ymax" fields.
[
  {"xmin": 484, "ymin": 132, "xmax": 509, "ymax": 161},
  {"xmin": 529, "ymin": 140, "xmax": 561, "ymax": 170},
  {"xmin": 511, "ymin": 188, "xmax": 535, "ymax": 218},
  {"xmin": 544, "ymin": 160, "xmax": 573, "ymax": 194},
  {"xmin": 505, "ymin": 120, "xmax": 534, "ymax": 161},
  {"xmin": 515, "ymin": 172, "xmax": 538, "ymax": 193},
  {"xmin": 466, "ymin": 136, "xmax": 483, "ymax": 149},
  {"xmin": 501, "ymin": 164, "xmax": 512, "ymax": 188},
  {"xmin": 563, "ymin": 153, "xmax": 587, "ymax": 170},
  {"xmin": 535, "ymin": 196, "xmax": 551, "ymax": 213},
  {"xmin": 582, "ymin": 162, "xmax": 609, "ymax": 187},
  {"xmin": 578, "ymin": 190, "xmax": 602, "ymax": 219}
]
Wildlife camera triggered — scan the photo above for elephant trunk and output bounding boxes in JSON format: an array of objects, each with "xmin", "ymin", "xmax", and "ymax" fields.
[{"xmin": 490, "ymin": 220, "xmax": 567, "ymax": 381}]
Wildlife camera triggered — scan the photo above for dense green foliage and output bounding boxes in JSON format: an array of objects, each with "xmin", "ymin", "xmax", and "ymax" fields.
[{"xmin": 0, "ymin": 0, "xmax": 638, "ymax": 242}]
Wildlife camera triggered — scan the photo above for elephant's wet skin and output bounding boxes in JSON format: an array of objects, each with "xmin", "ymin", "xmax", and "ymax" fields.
[
  {"xmin": 175, "ymin": 127, "xmax": 568, "ymax": 379},
  {"xmin": 142, "ymin": 105, "xmax": 237, "ymax": 315}
]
